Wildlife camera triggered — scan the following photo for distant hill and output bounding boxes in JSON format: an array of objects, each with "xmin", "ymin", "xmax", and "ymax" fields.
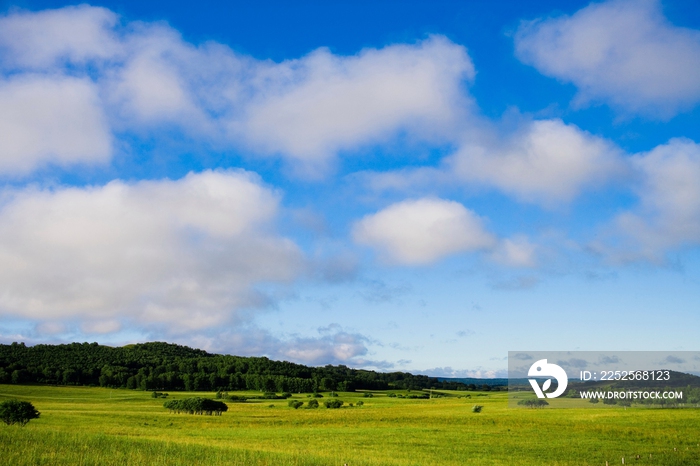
[
  {"xmin": 437, "ymin": 377, "xmax": 508, "ymax": 387},
  {"xmin": 0, "ymin": 341, "xmax": 470, "ymax": 392}
]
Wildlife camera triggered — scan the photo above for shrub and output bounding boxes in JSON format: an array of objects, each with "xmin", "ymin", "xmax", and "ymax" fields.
[
  {"xmin": 357, "ymin": 401, "xmax": 364, "ymax": 407},
  {"xmin": 589, "ymin": 398, "xmax": 599, "ymax": 404},
  {"xmin": 387, "ymin": 393, "xmax": 396, "ymax": 398},
  {"xmin": 281, "ymin": 392, "xmax": 292, "ymax": 399},
  {"xmin": 311, "ymin": 393, "xmax": 323, "ymax": 398},
  {"xmin": 363, "ymin": 393, "xmax": 373, "ymax": 398},
  {"xmin": 472, "ymin": 405, "xmax": 483, "ymax": 413},
  {"xmin": 328, "ymin": 392, "xmax": 338, "ymax": 397},
  {"xmin": 324, "ymin": 399, "xmax": 344, "ymax": 409},
  {"xmin": 152, "ymin": 392, "xmax": 168, "ymax": 398},
  {"xmin": 288, "ymin": 400, "xmax": 303, "ymax": 409},
  {"xmin": 517, "ymin": 399, "xmax": 548, "ymax": 408},
  {"xmin": 307, "ymin": 399, "xmax": 319, "ymax": 409},
  {"xmin": 163, "ymin": 398, "xmax": 228, "ymax": 416},
  {"xmin": 0, "ymin": 400, "xmax": 40, "ymax": 426}
]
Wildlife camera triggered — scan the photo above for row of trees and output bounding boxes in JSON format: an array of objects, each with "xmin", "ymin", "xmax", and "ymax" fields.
[{"xmin": 0, "ymin": 341, "xmax": 470, "ymax": 392}]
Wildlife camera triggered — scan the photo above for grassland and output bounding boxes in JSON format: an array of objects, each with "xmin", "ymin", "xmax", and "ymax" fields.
[{"xmin": 1, "ymin": 384, "xmax": 699, "ymax": 465}]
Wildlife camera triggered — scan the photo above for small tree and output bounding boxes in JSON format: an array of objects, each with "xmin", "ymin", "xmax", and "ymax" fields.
[
  {"xmin": 0, "ymin": 400, "xmax": 40, "ymax": 426},
  {"xmin": 472, "ymin": 405, "xmax": 483, "ymax": 413}
]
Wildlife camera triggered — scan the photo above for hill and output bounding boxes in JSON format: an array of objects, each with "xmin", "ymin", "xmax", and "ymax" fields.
[{"xmin": 0, "ymin": 341, "xmax": 468, "ymax": 392}]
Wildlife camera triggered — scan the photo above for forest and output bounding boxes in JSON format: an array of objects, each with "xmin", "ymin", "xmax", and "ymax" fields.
[{"xmin": 0, "ymin": 341, "xmax": 471, "ymax": 392}]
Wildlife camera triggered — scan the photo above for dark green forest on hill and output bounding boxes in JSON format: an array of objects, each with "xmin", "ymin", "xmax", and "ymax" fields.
[{"xmin": 0, "ymin": 341, "xmax": 470, "ymax": 392}]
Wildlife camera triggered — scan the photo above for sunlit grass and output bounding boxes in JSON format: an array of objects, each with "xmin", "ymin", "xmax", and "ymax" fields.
[{"xmin": 1, "ymin": 385, "xmax": 698, "ymax": 465}]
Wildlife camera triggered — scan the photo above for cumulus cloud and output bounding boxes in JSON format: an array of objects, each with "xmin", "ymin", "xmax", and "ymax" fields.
[
  {"xmin": 353, "ymin": 198, "xmax": 496, "ymax": 265},
  {"xmin": 0, "ymin": 6, "xmax": 475, "ymax": 175},
  {"xmin": 601, "ymin": 138, "xmax": 700, "ymax": 261},
  {"xmin": 234, "ymin": 36, "xmax": 474, "ymax": 171},
  {"xmin": 515, "ymin": 0, "xmax": 700, "ymax": 116},
  {"xmin": 359, "ymin": 117, "xmax": 626, "ymax": 207},
  {"xmin": 0, "ymin": 5, "xmax": 121, "ymax": 69},
  {"xmin": 448, "ymin": 119, "xmax": 626, "ymax": 204},
  {"xmin": 0, "ymin": 75, "xmax": 112, "ymax": 174},
  {"xmin": 0, "ymin": 170, "xmax": 303, "ymax": 331}
]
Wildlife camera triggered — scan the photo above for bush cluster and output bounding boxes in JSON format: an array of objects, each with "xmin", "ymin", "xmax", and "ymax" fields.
[{"xmin": 163, "ymin": 397, "xmax": 228, "ymax": 415}]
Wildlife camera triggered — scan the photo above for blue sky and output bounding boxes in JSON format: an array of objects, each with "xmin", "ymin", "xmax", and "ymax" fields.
[{"xmin": 0, "ymin": 0, "xmax": 699, "ymax": 377}]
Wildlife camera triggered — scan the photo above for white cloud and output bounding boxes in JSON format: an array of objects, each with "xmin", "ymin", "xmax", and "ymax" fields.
[
  {"xmin": 603, "ymin": 138, "xmax": 700, "ymax": 261},
  {"xmin": 515, "ymin": 0, "xmax": 700, "ymax": 116},
  {"xmin": 358, "ymin": 118, "xmax": 626, "ymax": 206},
  {"xmin": 102, "ymin": 23, "xmax": 233, "ymax": 133},
  {"xmin": 353, "ymin": 198, "xmax": 496, "ymax": 265},
  {"xmin": 0, "ymin": 7, "xmax": 476, "ymax": 175},
  {"xmin": 187, "ymin": 324, "xmax": 390, "ymax": 368},
  {"xmin": 281, "ymin": 330, "xmax": 370, "ymax": 366},
  {"xmin": 0, "ymin": 5, "xmax": 120, "ymax": 69},
  {"xmin": 0, "ymin": 170, "xmax": 303, "ymax": 331},
  {"xmin": 234, "ymin": 36, "xmax": 475, "ymax": 172},
  {"xmin": 419, "ymin": 367, "xmax": 508, "ymax": 379},
  {"xmin": 448, "ymin": 119, "xmax": 626, "ymax": 204},
  {"xmin": 81, "ymin": 320, "xmax": 121, "ymax": 334},
  {"xmin": 0, "ymin": 75, "xmax": 112, "ymax": 174},
  {"xmin": 491, "ymin": 236, "xmax": 538, "ymax": 268}
]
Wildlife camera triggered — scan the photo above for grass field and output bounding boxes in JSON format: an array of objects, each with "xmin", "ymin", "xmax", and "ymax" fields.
[{"xmin": 1, "ymin": 384, "xmax": 699, "ymax": 465}]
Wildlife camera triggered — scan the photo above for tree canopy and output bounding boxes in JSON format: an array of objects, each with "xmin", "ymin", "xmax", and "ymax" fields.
[{"xmin": 0, "ymin": 341, "xmax": 469, "ymax": 392}]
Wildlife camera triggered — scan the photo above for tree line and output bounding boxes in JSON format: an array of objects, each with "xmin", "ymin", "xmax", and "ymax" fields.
[{"xmin": 0, "ymin": 341, "xmax": 469, "ymax": 392}]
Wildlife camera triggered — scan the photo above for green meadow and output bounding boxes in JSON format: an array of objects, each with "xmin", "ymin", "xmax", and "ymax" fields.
[{"xmin": 1, "ymin": 385, "xmax": 699, "ymax": 465}]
